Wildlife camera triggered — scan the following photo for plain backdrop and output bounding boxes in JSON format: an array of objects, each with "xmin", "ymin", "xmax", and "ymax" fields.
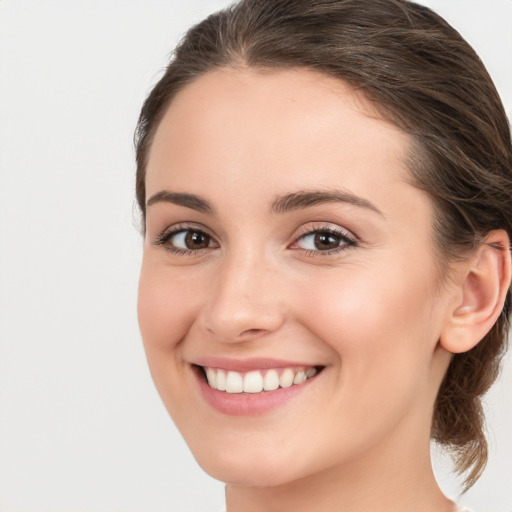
[{"xmin": 0, "ymin": 1, "xmax": 511, "ymax": 511}]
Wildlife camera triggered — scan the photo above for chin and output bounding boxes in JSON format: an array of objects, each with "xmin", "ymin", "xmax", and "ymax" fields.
[
  {"xmin": 192, "ymin": 444, "xmax": 309, "ymax": 487},
  {"xmin": 203, "ymin": 465, "xmax": 304, "ymax": 488}
]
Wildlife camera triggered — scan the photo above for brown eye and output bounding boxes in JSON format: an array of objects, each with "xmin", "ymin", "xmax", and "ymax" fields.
[
  {"xmin": 293, "ymin": 227, "xmax": 356, "ymax": 254},
  {"xmin": 155, "ymin": 228, "xmax": 217, "ymax": 254},
  {"xmin": 313, "ymin": 232, "xmax": 342, "ymax": 251},
  {"xmin": 184, "ymin": 231, "xmax": 211, "ymax": 249}
]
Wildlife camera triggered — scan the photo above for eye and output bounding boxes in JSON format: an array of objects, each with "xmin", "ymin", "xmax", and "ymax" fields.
[
  {"xmin": 291, "ymin": 226, "xmax": 357, "ymax": 254},
  {"xmin": 154, "ymin": 225, "xmax": 218, "ymax": 255},
  {"xmin": 172, "ymin": 230, "xmax": 213, "ymax": 250}
]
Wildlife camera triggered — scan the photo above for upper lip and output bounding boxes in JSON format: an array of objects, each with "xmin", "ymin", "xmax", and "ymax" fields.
[{"xmin": 193, "ymin": 357, "xmax": 323, "ymax": 373}]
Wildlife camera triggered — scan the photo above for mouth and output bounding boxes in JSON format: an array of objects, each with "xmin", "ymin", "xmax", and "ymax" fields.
[{"xmin": 195, "ymin": 364, "xmax": 324, "ymax": 394}]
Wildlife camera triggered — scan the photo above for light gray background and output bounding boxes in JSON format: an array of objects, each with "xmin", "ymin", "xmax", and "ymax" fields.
[{"xmin": 0, "ymin": 1, "xmax": 510, "ymax": 511}]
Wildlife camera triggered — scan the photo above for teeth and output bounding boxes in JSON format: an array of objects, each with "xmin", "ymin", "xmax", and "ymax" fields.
[
  {"xmin": 206, "ymin": 368, "xmax": 217, "ymax": 388},
  {"xmin": 204, "ymin": 366, "xmax": 320, "ymax": 393},
  {"xmin": 243, "ymin": 371, "xmax": 263, "ymax": 393},
  {"xmin": 293, "ymin": 369, "xmax": 306, "ymax": 385},
  {"xmin": 279, "ymin": 368, "xmax": 294, "ymax": 388},
  {"xmin": 216, "ymin": 369, "xmax": 227, "ymax": 391},
  {"xmin": 263, "ymin": 369, "xmax": 279, "ymax": 391},
  {"xmin": 226, "ymin": 371, "xmax": 243, "ymax": 393}
]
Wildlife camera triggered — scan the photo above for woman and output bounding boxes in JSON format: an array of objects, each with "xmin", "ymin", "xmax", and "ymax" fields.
[{"xmin": 135, "ymin": 1, "xmax": 512, "ymax": 510}]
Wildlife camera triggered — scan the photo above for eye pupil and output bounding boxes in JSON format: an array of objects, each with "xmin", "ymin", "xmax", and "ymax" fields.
[
  {"xmin": 314, "ymin": 232, "xmax": 340, "ymax": 250},
  {"xmin": 185, "ymin": 231, "xmax": 210, "ymax": 249}
]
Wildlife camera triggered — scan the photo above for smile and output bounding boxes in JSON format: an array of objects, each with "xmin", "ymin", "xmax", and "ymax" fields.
[
  {"xmin": 203, "ymin": 366, "xmax": 319, "ymax": 394},
  {"xmin": 193, "ymin": 360, "xmax": 325, "ymax": 415}
]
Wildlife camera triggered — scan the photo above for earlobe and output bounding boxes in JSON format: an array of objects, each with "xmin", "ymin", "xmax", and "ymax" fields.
[{"xmin": 440, "ymin": 230, "xmax": 511, "ymax": 354}]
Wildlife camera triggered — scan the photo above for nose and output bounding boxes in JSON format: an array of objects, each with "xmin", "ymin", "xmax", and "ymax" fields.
[{"xmin": 199, "ymin": 248, "xmax": 286, "ymax": 342}]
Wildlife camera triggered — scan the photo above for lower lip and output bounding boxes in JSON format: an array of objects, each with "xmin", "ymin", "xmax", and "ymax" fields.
[{"xmin": 194, "ymin": 367, "xmax": 317, "ymax": 416}]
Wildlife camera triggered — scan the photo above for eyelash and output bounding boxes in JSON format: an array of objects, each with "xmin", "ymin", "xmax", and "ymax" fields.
[
  {"xmin": 153, "ymin": 223, "xmax": 216, "ymax": 257},
  {"xmin": 153, "ymin": 223, "xmax": 358, "ymax": 257},
  {"xmin": 290, "ymin": 224, "xmax": 358, "ymax": 256}
]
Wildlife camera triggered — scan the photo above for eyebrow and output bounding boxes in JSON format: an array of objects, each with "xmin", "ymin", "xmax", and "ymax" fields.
[
  {"xmin": 146, "ymin": 188, "xmax": 383, "ymax": 217},
  {"xmin": 271, "ymin": 190, "xmax": 384, "ymax": 216},
  {"xmin": 146, "ymin": 190, "xmax": 215, "ymax": 214}
]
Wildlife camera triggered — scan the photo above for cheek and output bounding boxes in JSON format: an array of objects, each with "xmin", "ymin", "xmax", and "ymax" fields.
[
  {"xmin": 287, "ymin": 269, "xmax": 440, "ymax": 460},
  {"xmin": 137, "ymin": 259, "xmax": 210, "ymax": 426},
  {"xmin": 137, "ymin": 259, "xmax": 206, "ymax": 407},
  {"xmin": 292, "ymin": 261, "xmax": 440, "ymax": 400},
  {"xmin": 299, "ymin": 266, "xmax": 435, "ymax": 341},
  {"xmin": 137, "ymin": 261, "xmax": 199, "ymax": 351}
]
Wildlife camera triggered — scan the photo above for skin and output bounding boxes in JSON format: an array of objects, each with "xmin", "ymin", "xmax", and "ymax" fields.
[{"xmin": 138, "ymin": 68, "xmax": 465, "ymax": 512}]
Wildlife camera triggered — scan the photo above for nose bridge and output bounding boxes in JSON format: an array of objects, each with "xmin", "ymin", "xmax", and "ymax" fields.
[{"xmin": 202, "ymin": 243, "xmax": 284, "ymax": 340}]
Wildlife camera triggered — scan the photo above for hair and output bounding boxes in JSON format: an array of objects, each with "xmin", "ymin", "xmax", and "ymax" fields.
[{"xmin": 135, "ymin": 0, "xmax": 512, "ymax": 490}]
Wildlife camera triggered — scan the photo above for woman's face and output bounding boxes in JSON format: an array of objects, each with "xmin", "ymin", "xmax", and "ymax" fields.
[{"xmin": 138, "ymin": 68, "xmax": 456, "ymax": 486}]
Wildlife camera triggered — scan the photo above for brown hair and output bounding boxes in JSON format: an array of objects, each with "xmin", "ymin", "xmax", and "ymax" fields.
[{"xmin": 135, "ymin": 0, "xmax": 512, "ymax": 489}]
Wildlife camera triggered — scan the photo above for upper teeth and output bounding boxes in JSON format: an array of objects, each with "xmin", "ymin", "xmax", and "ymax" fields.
[{"xmin": 204, "ymin": 367, "xmax": 318, "ymax": 394}]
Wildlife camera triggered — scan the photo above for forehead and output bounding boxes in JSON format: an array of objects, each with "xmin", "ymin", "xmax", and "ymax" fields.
[{"xmin": 146, "ymin": 67, "xmax": 415, "ymax": 211}]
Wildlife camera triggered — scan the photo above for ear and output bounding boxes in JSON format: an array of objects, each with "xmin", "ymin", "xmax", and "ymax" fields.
[{"xmin": 440, "ymin": 230, "xmax": 511, "ymax": 354}]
